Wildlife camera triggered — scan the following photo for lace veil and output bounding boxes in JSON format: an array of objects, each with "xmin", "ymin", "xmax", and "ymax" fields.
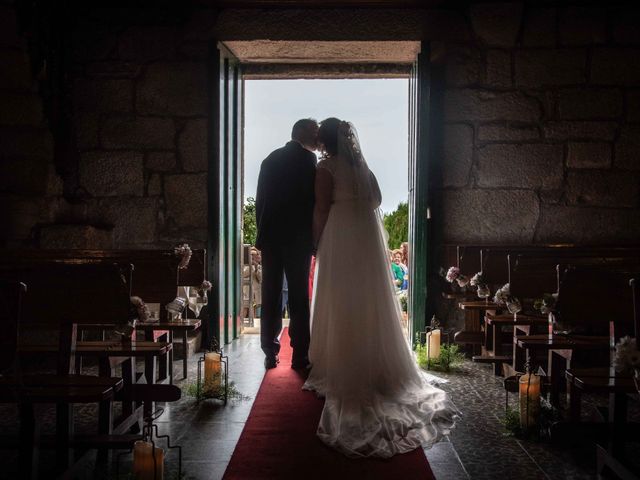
[{"xmin": 336, "ymin": 121, "xmax": 382, "ymax": 209}]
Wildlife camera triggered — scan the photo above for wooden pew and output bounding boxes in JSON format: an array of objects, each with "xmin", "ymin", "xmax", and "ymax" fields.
[
  {"xmin": 506, "ymin": 250, "xmax": 640, "ymax": 374},
  {"xmin": 448, "ymin": 246, "xmax": 491, "ymax": 352},
  {"xmin": 136, "ymin": 248, "xmax": 206, "ymax": 381},
  {"xmin": 557, "ymin": 276, "xmax": 640, "ymax": 477},
  {"xmin": 454, "ymin": 245, "xmax": 555, "ymax": 358},
  {"xmin": 0, "ymin": 280, "xmax": 25, "ymax": 375},
  {"xmin": 0, "ymin": 255, "xmax": 173, "ymax": 432},
  {"xmin": 536, "ymin": 265, "xmax": 636, "ymax": 406},
  {"xmin": 0, "ymin": 249, "xmax": 205, "ymax": 384},
  {"xmin": 466, "ymin": 246, "xmax": 640, "ymax": 374},
  {"xmin": 447, "ymin": 245, "xmax": 638, "ymax": 369},
  {"xmin": 440, "ymin": 245, "xmax": 483, "ymax": 301},
  {"xmin": 0, "ymin": 263, "xmax": 183, "ymax": 477},
  {"xmin": 0, "ymin": 265, "xmax": 131, "ymax": 477}
]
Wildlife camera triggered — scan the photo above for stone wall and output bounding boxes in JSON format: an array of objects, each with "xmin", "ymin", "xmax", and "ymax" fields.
[
  {"xmin": 436, "ymin": 3, "xmax": 640, "ymax": 246},
  {"xmin": 67, "ymin": 23, "xmax": 211, "ymax": 249},
  {"xmin": 1, "ymin": 2, "xmax": 639, "ymax": 252},
  {"xmin": 0, "ymin": 2, "xmax": 63, "ymax": 247},
  {"xmin": 1, "ymin": 4, "xmax": 214, "ymax": 249}
]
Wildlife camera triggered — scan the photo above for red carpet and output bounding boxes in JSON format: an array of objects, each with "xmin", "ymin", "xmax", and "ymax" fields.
[{"xmin": 223, "ymin": 328, "xmax": 436, "ymax": 480}]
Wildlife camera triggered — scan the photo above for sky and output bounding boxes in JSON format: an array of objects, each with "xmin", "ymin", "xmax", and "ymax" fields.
[{"xmin": 243, "ymin": 79, "xmax": 408, "ymax": 214}]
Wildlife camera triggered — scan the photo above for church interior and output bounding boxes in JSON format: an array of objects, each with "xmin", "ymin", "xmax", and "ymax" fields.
[{"xmin": 1, "ymin": 0, "xmax": 640, "ymax": 478}]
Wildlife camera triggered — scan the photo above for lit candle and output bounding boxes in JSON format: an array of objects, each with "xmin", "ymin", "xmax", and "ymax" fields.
[
  {"xmin": 133, "ymin": 440, "xmax": 164, "ymax": 480},
  {"xmin": 518, "ymin": 373, "xmax": 541, "ymax": 429},
  {"xmin": 204, "ymin": 351, "xmax": 222, "ymax": 389},
  {"xmin": 426, "ymin": 329, "xmax": 441, "ymax": 359}
]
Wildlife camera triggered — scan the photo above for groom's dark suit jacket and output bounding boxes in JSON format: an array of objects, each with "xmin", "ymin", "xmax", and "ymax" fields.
[{"xmin": 255, "ymin": 141, "xmax": 317, "ymax": 252}]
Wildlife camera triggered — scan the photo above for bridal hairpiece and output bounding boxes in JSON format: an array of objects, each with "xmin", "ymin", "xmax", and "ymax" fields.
[
  {"xmin": 338, "ymin": 121, "xmax": 363, "ymax": 163},
  {"xmin": 338, "ymin": 121, "xmax": 352, "ymax": 137}
]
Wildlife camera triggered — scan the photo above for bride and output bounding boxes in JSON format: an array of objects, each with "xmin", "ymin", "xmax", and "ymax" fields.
[{"xmin": 302, "ymin": 118, "xmax": 459, "ymax": 458}]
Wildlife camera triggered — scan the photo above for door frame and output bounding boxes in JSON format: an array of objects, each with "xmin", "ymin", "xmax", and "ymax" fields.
[
  {"xmin": 208, "ymin": 39, "xmax": 432, "ymax": 348},
  {"xmin": 206, "ymin": 41, "xmax": 243, "ymax": 349},
  {"xmin": 408, "ymin": 41, "xmax": 432, "ymax": 344}
]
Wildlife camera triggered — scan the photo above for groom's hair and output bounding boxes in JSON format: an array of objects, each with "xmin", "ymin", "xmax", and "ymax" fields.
[{"xmin": 291, "ymin": 118, "xmax": 318, "ymax": 139}]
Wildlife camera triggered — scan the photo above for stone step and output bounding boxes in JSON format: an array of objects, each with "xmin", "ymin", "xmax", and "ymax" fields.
[{"xmin": 172, "ymin": 329, "xmax": 202, "ymax": 360}]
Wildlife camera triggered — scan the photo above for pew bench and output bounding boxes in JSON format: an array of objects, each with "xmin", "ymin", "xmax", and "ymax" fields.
[
  {"xmin": 457, "ymin": 300, "xmax": 501, "ymax": 354},
  {"xmin": 138, "ymin": 318, "xmax": 202, "ymax": 381},
  {"xmin": 514, "ymin": 334, "xmax": 610, "ymax": 407},
  {"xmin": 0, "ymin": 249, "xmax": 208, "ymax": 384},
  {"xmin": 485, "ymin": 312, "xmax": 547, "ymax": 354},
  {"xmin": 0, "ymin": 263, "xmax": 184, "ymax": 477}
]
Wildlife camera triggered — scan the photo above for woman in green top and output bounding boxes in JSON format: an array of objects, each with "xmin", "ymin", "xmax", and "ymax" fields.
[{"xmin": 390, "ymin": 250, "xmax": 404, "ymax": 289}]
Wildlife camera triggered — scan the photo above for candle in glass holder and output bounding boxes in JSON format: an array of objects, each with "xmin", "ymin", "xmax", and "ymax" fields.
[
  {"xmin": 426, "ymin": 329, "xmax": 441, "ymax": 359},
  {"xmin": 204, "ymin": 351, "xmax": 222, "ymax": 389},
  {"xmin": 548, "ymin": 311, "xmax": 556, "ymax": 340},
  {"xmin": 518, "ymin": 373, "xmax": 541, "ymax": 429},
  {"xmin": 133, "ymin": 440, "xmax": 164, "ymax": 480}
]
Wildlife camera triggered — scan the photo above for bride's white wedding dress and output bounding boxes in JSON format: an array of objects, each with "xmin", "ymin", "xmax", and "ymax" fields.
[{"xmin": 302, "ymin": 123, "xmax": 458, "ymax": 458}]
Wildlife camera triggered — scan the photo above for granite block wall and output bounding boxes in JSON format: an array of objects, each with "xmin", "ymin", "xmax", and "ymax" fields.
[{"xmin": 1, "ymin": 2, "xmax": 639, "ymax": 253}]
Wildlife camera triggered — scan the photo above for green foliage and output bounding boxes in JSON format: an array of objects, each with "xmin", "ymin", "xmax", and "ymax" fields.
[
  {"xmin": 415, "ymin": 341, "xmax": 466, "ymax": 372},
  {"xmin": 243, "ymin": 197, "xmax": 257, "ymax": 246},
  {"xmin": 501, "ymin": 405, "xmax": 523, "ymax": 437},
  {"xmin": 383, "ymin": 201, "xmax": 408, "ymax": 250},
  {"xmin": 399, "ymin": 293, "xmax": 408, "ymax": 312},
  {"xmin": 436, "ymin": 343, "xmax": 466, "ymax": 372},
  {"xmin": 183, "ymin": 376, "xmax": 251, "ymax": 403},
  {"xmin": 501, "ymin": 392, "xmax": 561, "ymax": 440}
]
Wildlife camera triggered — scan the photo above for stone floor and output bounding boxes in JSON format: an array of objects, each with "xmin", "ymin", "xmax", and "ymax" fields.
[{"xmin": 0, "ymin": 333, "xmax": 637, "ymax": 479}]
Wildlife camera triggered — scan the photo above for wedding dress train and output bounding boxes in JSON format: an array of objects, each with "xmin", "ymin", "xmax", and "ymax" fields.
[{"xmin": 302, "ymin": 137, "xmax": 458, "ymax": 458}]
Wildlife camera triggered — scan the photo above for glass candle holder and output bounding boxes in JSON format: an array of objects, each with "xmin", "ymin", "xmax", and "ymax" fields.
[
  {"xmin": 507, "ymin": 298, "xmax": 522, "ymax": 319},
  {"xmin": 477, "ymin": 284, "xmax": 490, "ymax": 304}
]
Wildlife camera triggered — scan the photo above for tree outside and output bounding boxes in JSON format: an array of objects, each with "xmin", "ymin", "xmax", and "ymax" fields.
[
  {"xmin": 244, "ymin": 197, "xmax": 407, "ymax": 249},
  {"xmin": 243, "ymin": 197, "xmax": 257, "ymax": 246},
  {"xmin": 383, "ymin": 201, "xmax": 408, "ymax": 249}
]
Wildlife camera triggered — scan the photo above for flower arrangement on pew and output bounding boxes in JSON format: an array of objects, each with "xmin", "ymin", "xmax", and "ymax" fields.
[
  {"xmin": 115, "ymin": 296, "xmax": 149, "ymax": 337},
  {"xmin": 131, "ymin": 296, "xmax": 150, "ymax": 322},
  {"xmin": 493, "ymin": 283, "xmax": 522, "ymax": 315},
  {"xmin": 470, "ymin": 272, "xmax": 491, "ymax": 301},
  {"xmin": 174, "ymin": 243, "xmax": 192, "ymax": 269},
  {"xmin": 199, "ymin": 280, "xmax": 212, "ymax": 295},
  {"xmin": 533, "ymin": 293, "xmax": 557, "ymax": 315},
  {"xmin": 614, "ymin": 336, "xmax": 640, "ymax": 374},
  {"xmin": 469, "ymin": 272, "xmax": 483, "ymax": 287},
  {"xmin": 445, "ymin": 266, "xmax": 470, "ymax": 288},
  {"xmin": 493, "ymin": 283, "xmax": 510, "ymax": 305},
  {"xmin": 165, "ymin": 297, "xmax": 187, "ymax": 322}
]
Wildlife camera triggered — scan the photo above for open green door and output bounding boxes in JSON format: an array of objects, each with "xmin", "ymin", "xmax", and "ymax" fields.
[
  {"xmin": 408, "ymin": 42, "xmax": 431, "ymax": 344},
  {"xmin": 207, "ymin": 42, "xmax": 243, "ymax": 348}
]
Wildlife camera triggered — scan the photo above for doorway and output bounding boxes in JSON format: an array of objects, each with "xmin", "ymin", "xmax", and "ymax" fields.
[
  {"xmin": 207, "ymin": 40, "xmax": 430, "ymax": 349},
  {"xmin": 241, "ymin": 78, "xmax": 409, "ymax": 334}
]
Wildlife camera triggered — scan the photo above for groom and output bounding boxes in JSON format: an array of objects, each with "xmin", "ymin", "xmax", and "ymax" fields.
[{"xmin": 255, "ymin": 118, "xmax": 318, "ymax": 369}]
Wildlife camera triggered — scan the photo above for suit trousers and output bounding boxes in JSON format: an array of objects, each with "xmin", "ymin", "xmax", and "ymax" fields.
[{"xmin": 260, "ymin": 242, "xmax": 311, "ymax": 364}]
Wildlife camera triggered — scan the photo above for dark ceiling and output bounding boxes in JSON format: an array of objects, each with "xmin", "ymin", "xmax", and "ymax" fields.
[{"xmin": 212, "ymin": 0, "xmax": 447, "ymax": 7}]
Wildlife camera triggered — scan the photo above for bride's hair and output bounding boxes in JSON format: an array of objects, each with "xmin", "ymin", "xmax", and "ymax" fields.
[{"xmin": 318, "ymin": 117, "xmax": 341, "ymax": 159}]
